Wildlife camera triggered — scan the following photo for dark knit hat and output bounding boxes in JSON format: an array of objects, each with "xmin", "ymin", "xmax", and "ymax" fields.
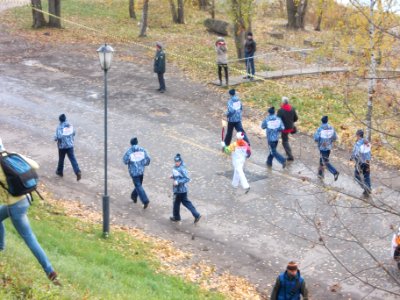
[
  {"xmin": 356, "ymin": 129, "xmax": 364, "ymax": 138},
  {"xmin": 247, "ymin": 32, "xmax": 253, "ymax": 36},
  {"xmin": 174, "ymin": 153, "xmax": 182, "ymax": 162},
  {"xmin": 321, "ymin": 116, "xmax": 328, "ymax": 124},
  {"xmin": 130, "ymin": 137, "xmax": 138, "ymax": 145},
  {"xmin": 59, "ymin": 114, "xmax": 66, "ymax": 122},
  {"xmin": 268, "ymin": 106, "xmax": 275, "ymax": 115},
  {"xmin": 229, "ymin": 89, "xmax": 236, "ymax": 96}
]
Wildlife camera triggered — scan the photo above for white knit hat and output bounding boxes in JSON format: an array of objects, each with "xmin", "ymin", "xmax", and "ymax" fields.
[
  {"xmin": 236, "ymin": 132, "xmax": 244, "ymax": 140},
  {"xmin": 281, "ymin": 96, "xmax": 289, "ymax": 104},
  {"xmin": 0, "ymin": 138, "xmax": 5, "ymax": 152}
]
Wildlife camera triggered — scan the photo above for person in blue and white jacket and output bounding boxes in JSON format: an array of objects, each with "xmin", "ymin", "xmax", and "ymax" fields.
[
  {"xmin": 222, "ymin": 89, "xmax": 250, "ymax": 147},
  {"xmin": 350, "ymin": 129, "xmax": 372, "ymax": 195},
  {"xmin": 123, "ymin": 137, "xmax": 151, "ymax": 209},
  {"xmin": 261, "ymin": 107, "xmax": 286, "ymax": 168},
  {"xmin": 169, "ymin": 154, "xmax": 201, "ymax": 224},
  {"xmin": 313, "ymin": 116, "xmax": 339, "ymax": 181},
  {"xmin": 54, "ymin": 113, "xmax": 81, "ymax": 181}
]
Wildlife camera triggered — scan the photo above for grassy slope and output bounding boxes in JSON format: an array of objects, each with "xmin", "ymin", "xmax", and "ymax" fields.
[{"xmin": 0, "ymin": 195, "xmax": 224, "ymax": 300}]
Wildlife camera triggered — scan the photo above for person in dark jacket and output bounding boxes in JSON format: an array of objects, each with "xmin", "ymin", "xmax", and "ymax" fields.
[
  {"xmin": 154, "ymin": 42, "xmax": 166, "ymax": 93},
  {"xmin": 277, "ymin": 97, "xmax": 298, "ymax": 161},
  {"xmin": 54, "ymin": 113, "xmax": 82, "ymax": 181},
  {"xmin": 271, "ymin": 261, "xmax": 309, "ymax": 300},
  {"xmin": 169, "ymin": 154, "xmax": 201, "ymax": 224},
  {"xmin": 244, "ymin": 32, "xmax": 256, "ymax": 80},
  {"xmin": 123, "ymin": 137, "xmax": 151, "ymax": 209}
]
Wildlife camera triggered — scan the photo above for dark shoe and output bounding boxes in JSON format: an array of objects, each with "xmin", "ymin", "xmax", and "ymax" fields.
[
  {"xmin": 287, "ymin": 157, "xmax": 294, "ymax": 162},
  {"xmin": 334, "ymin": 172, "xmax": 339, "ymax": 181},
  {"xmin": 249, "ymin": 76, "xmax": 255, "ymax": 81},
  {"xmin": 76, "ymin": 172, "xmax": 82, "ymax": 181},
  {"xmin": 170, "ymin": 216, "xmax": 180, "ymax": 222},
  {"xmin": 156, "ymin": 88, "xmax": 161, "ymax": 91},
  {"xmin": 266, "ymin": 162, "xmax": 272, "ymax": 168},
  {"xmin": 159, "ymin": 89, "xmax": 165, "ymax": 93},
  {"xmin": 143, "ymin": 202, "xmax": 149, "ymax": 209},
  {"xmin": 48, "ymin": 271, "xmax": 61, "ymax": 286},
  {"xmin": 318, "ymin": 173, "xmax": 324, "ymax": 179},
  {"xmin": 194, "ymin": 215, "xmax": 202, "ymax": 224},
  {"xmin": 245, "ymin": 187, "xmax": 250, "ymax": 194},
  {"xmin": 282, "ymin": 161, "xmax": 287, "ymax": 169},
  {"xmin": 56, "ymin": 171, "xmax": 63, "ymax": 177},
  {"xmin": 243, "ymin": 76, "xmax": 250, "ymax": 79},
  {"xmin": 130, "ymin": 193, "xmax": 137, "ymax": 204}
]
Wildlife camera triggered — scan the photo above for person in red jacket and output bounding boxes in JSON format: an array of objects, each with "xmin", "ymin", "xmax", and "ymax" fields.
[{"xmin": 277, "ymin": 97, "xmax": 298, "ymax": 161}]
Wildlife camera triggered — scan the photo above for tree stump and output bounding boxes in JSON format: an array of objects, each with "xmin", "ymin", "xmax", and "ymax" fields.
[{"xmin": 204, "ymin": 18, "xmax": 231, "ymax": 36}]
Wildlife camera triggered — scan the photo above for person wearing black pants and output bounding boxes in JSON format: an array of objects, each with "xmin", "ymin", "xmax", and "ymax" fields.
[
  {"xmin": 215, "ymin": 37, "xmax": 229, "ymax": 86},
  {"xmin": 154, "ymin": 42, "xmax": 166, "ymax": 93}
]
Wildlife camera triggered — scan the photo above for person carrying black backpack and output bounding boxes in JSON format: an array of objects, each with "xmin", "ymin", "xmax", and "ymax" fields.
[{"xmin": 0, "ymin": 138, "xmax": 60, "ymax": 285}]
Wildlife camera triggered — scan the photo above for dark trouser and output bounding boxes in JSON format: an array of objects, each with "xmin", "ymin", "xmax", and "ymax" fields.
[
  {"xmin": 224, "ymin": 121, "xmax": 250, "ymax": 146},
  {"xmin": 217, "ymin": 64, "xmax": 228, "ymax": 84},
  {"xmin": 173, "ymin": 192, "xmax": 200, "ymax": 221},
  {"xmin": 319, "ymin": 150, "xmax": 338, "ymax": 177},
  {"xmin": 57, "ymin": 147, "xmax": 80, "ymax": 175},
  {"xmin": 245, "ymin": 56, "xmax": 255, "ymax": 76},
  {"xmin": 355, "ymin": 162, "xmax": 371, "ymax": 192},
  {"xmin": 267, "ymin": 141, "xmax": 286, "ymax": 166},
  {"xmin": 157, "ymin": 72, "xmax": 166, "ymax": 90},
  {"xmin": 281, "ymin": 132, "xmax": 294, "ymax": 160},
  {"xmin": 131, "ymin": 175, "xmax": 149, "ymax": 205}
]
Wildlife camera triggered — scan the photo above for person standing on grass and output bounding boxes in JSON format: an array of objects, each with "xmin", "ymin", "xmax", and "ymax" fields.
[
  {"xmin": 313, "ymin": 116, "xmax": 339, "ymax": 181},
  {"xmin": 222, "ymin": 132, "xmax": 251, "ymax": 193},
  {"xmin": 215, "ymin": 37, "xmax": 229, "ymax": 86},
  {"xmin": 350, "ymin": 129, "xmax": 372, "ymax": 196},
  {"xmin": 277, "ymin": 96, "xmax": 298, "ymax": 161},
  {"xmin": 169, "ymin": 154, "xmax": 201, "ymax": 224},
  {"xmin": 0, "ymin": 138, "xmax": 60, "ymax": 286},
  {"xmin": 261, "ymin": 107, "xmax": 286, "ymax": 169},
  {"xmin": 221, "ymin": 89, "xmax": 250, "ymax": 148},
  {"xmin": 54, "ymin": 113, "xmax": 82, "ymax": 181},
  {"xmin": 154, "ymin": 42, "xmax": 166, "ymax": 93},
  {"xmin": 123, "ymin": 137, "xmax": 151, "ymax": 209},
  {"xmin": 271, "ymin": 261, "xmax": 309, "ymax": 300},
  {"xmin": 244, "ymin": 32, "xmax": 256, "ymax": 80}
]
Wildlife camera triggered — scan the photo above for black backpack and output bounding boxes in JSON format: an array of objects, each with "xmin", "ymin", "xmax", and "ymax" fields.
[{"xmin": 0, "ymin": 152, "xmax": 39, "ymax": 197}]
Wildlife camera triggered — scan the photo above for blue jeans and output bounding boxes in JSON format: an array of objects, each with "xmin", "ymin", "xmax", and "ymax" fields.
[
  {"xmin": 319, "ymin": 150, "xmax": 338, "ymax": 176},
  {"xmin": 173, "ymin": 193, "xmax": 200, "ymax": 221},
  {"xmin": 57, "ymin": 147, "xmax": 81, "ymax": 175},
  {"xmin": 224, "ymin": 121, "xmax": 250, "ymax": 146},
  {"xmin": 355, "ymin": 162, "xmax": 371, "ymax": 191},
  {"xmin": 131, "ymin": 175, "xmax": 149, "ymax": 205},
  {"xmin": 245, "ymin": 55, "xmax": 255, "ymax": 76},
  {"xmin": 0, "ymin": 196, "xmax": 54, "ymax": 275},
  {"xmin": 267, "ymin": 141, "xmax": 286, "ymax": 166},
  {"xmin": 157, "ymin": 72, "xmax": 166, "ymax": 90}
]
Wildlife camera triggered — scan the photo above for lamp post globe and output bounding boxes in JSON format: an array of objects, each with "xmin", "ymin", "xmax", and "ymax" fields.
[{"xmin": 97, "ymin": 44, "xmax": 114, "ymax": 71}]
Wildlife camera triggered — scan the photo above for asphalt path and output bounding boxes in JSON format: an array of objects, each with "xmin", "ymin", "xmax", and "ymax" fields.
[{"xmin": 1, "ymin": 19, "xmax": 400, "ymax": 299}]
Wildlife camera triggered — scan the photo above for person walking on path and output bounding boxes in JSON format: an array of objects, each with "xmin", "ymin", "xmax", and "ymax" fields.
[
  {"xmin": 54, "ymin": 113, "xmax": 81, "ymax": 181},
  {"xmin": 0, "ymin": 138, "xmax": 60, "ymax": 285},
  {"xmin": 350, "ymin": 129, "xmax": 372, "ymax": 195},
  {"xmin": 123, "ymin": 137, "xmax": 151, "ymax": 209},
  {"xmin": 221, "ymin": 89, "xmax": 250, "ymax": 147},
  {"xmin": 169, "ymin": 154, "xmax": 201, "ymax": 224},
  {"xmin": 313, "ymin": 116, "xmax": 339, "ymax": 181},
  {"xmin": 154, "ymin": 42, "xmax": 166, "ymax": 93},
  {"xmin": 261, "ymin": 107, "xmax": 286, "ymax": 169},
  {"xmin": 222, "ymin": 132, "xmax": 251, "ymax": 193},
  {"xmin": 277, "ymin": 97, "xmax": 298, "ymax": 161},
  {"xmin": 271, "ymin": 261, "xmax": 309, "ymax": 300},
  {"xmin": 244, "ymin": 32, "xmax": 256, "ymax": 80},
  {"xmin": 215, "ymin": 37, "xmax": 229, "ymax": 86},
  {"xmin": 391, "ymin": 227, "xmax": 400, "ymax": 270}
]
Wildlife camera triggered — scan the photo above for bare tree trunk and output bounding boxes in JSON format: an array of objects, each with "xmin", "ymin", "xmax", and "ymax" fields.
[
  {"xmin": 366, "ymin": 0, "xmax": 377, "ymax": 142},
  {"xmin": 198, "ymin": 0, "xmax": 208, "ymax": 10},
  {"xmin": 286, "ymin": 0, "xmax": 297, "ymax": 28},
  {"xmin": 211, "ymin": 0, "xmax": 215, "ymax": 19},
  {"xmin": 139, "ymin": 0, "xmax": 149, "ymax": 37},
  {"xmin": 295, "ymin": 0, "xmax": 307, "ymax": 29},
  {"xmin": 314, "ymin": 0, "xmax": 324, "ymax": 31},
  {"xmin": 129, "ymin": 0, "xmax": 136, "ymax": 19},
  {"xmin": 279, "ymin": 0, "xmax": 285, "ymax": 18},
  {"xmin": 48, "ymin": 0, "xmax": 61, "ymax": 28},
  {"xmin": 169, "ymin": 0, "xmax": 178, "ymax": 23},
  {"xmin": 177, "ymin": 0, "xmax": 185, "ymax": 24},
  {"xmin": 286, "ymin": 0, "xmax": 307, "ymax": 29},
  {"xmin": 31, "ymin": 0, "xmax": 46, "ymax": 29},
  {"xmin": 231, "ymin": 0, "xmax": 247, "ymax": 59}
]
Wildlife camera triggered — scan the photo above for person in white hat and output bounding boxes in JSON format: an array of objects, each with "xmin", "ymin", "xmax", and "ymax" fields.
[{"xmin": 222, "ymin": 132, "xmax": 251, "ymax": 193}]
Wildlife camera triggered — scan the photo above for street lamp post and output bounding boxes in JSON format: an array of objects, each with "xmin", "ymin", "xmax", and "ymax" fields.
[{"xmin": 97, "ymin": 44, "xmax": 114, "ymax": 238}]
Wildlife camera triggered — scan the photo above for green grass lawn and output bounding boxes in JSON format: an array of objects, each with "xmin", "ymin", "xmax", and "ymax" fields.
[{"xmin": 0, "ymin": 196, "xmax": 224, "ymax": 300}]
